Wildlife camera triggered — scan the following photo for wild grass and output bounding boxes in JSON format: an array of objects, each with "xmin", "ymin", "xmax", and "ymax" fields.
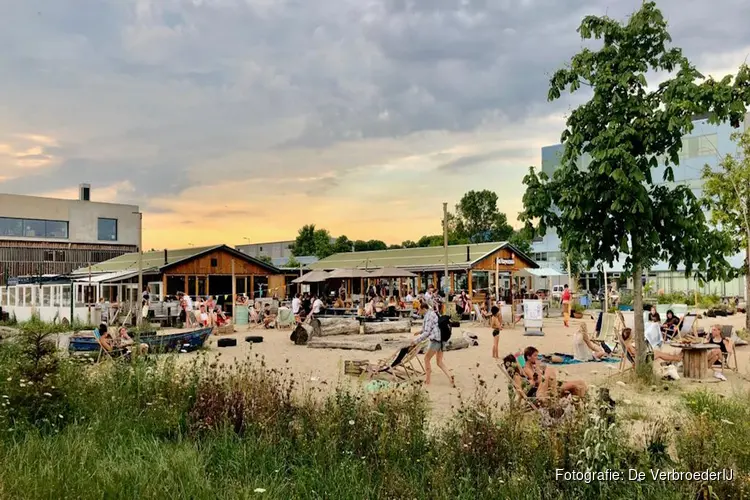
[{"xmin": 0, "ymin": 325, "xmax": 746, "ymax": 499}]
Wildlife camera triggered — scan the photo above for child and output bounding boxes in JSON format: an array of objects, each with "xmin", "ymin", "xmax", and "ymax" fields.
[{"xmin": 490, "ymin": 305, "xmax": 503, "ymax": 359}]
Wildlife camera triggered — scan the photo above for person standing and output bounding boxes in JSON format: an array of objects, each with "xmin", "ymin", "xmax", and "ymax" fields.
[
  {"xmin": 490, "ymin": 305, "xmax": 503, "ymax": 359},
  {"xmin": 291, "ymin": 293, "xmax": 302, "ymax": 323},
  {"xmin": 561, "ymin": 284, "xmax": 571, "ymax": 328},
  {"xmin": 141, "ymin": 286, "xmax": 151, "ymax": 321},
  {"xmin": 411, "ymin": 302, "xmax": 454, "ymax": 387}
]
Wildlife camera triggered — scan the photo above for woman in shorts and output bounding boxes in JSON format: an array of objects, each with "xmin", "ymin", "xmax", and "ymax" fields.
[{"xmin": 490, "ymin": 305, "xmax": 503, "ymax": 359}]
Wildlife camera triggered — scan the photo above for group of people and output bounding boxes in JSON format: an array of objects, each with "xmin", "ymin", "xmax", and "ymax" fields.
[
  {"xmin": 97, "ymin": 323, "xmax": 149, "ymax": 356},
  {"xmin": 175, "ymin": 291, "xmax": 229, "ymax": 328}
]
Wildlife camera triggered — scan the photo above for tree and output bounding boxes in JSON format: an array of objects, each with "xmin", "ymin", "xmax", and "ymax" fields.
[
  {"xmin": 256, "ymin": 255, "xmax": 273, "ymax": 265},
  {"xmin": 417, "ymin": 235, "xmax": 443, "ymax": 247},
  {"xmin": 453, "ymin": 190, "xmax": 514, "ymax": 242},
  {"xmin": 508, "ymin": 229, "xmax": 533, "ymax": 255},
  {"xmin": 702, "ymin": 129, "xmax": 750, "ymax": 331},
  {"xmin": 291, "ymin": 224, "xmax": 334, "ymax": 259},
  {"xmin": 285, "ymin": 256, "xmax": 301, "ymax": 268},
  {"xmin": 401, "ymin": 240, "xmax": 418, "ymax": 248},
  {"xmin": 520, "ymin": 2, "xmax": 750, "ymax": 378},
  {"xmin": 333, "ymin": 235, "xmax": 354, "ymax": 254},
  {"xmin": 353, "ymin": 239, "xmax": 388, "ymax": 252},
  {"xmin": 388, "ymin": 244, "xmax": 402, "ymax": 249}
]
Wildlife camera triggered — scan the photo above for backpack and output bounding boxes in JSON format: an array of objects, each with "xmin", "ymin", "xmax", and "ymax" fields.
[{"xmin": 437, "ymin": 314, "xmax": 452, "ymax": 343}]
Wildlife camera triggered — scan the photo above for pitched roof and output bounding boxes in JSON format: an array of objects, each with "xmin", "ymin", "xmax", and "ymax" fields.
[
  {"xmin": 72, "ymin": 244, "xmax": 280, "ymax": 275},
  {"xmin": 308, "ymin": 241, "xmax": 537, "ymax": 271}
]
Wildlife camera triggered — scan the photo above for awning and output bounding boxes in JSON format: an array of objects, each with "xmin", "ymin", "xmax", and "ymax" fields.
[
  {"xmin": 327, "ymin": 268, "xmax": 371, "ymax": 279},
  {"xmin": 525, "ymin": 267, "xmax": 566, "ymax": 277},
  {"xmin": 72, "ymin": 270, "xmax": 143, "ymax": 283},
  {"xmin": 292, "ymin": 270, "xmax": 330, "ymax": 284}
]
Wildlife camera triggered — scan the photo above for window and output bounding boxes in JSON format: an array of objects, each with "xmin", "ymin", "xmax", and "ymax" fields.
[
  {"xmin": 0, "ymin": 217, "xmax": 67, "ymax": 238},
  {"xmin": 210, "ymin": 258, "xmax": 218, "ymax": 267},
  {"xmin": 97, "ymin": 218, "xmax": 118, "ymax": 241},
  {"xmin": 45, "ymin": 220, "xmax": 68, "ymax": 239},
  {"xmin": 0, "ymin": 218, "xmax": 23, "ymax": 237},
  {"xmin": 23, "ymin": 219, "xmax": 46, "ymax": 237},
  {"xmin": 259, "ymin": 246, "xmax": 263, "ymax": 252},
  {"xmin": 44, "ymin": 251, "xmax": 54, "ymax": 262},
  {"xmin": 55, "ymin": 250, "xmax": 65, "ymax": 262},
  {"xmin": 679, "ymin": 133, "xmax": 718, "ymax": 159}
]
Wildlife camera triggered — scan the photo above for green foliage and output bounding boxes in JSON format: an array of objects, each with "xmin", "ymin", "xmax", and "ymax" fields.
[
  {"xmin": 509, "ymin": 228, "xmax": 533, "ymax": 254},
  {"xmin": 353, "ymin": 239, "xmax": 388, "ymax": 251},
  {"xmin": 520, "ymin": 1, "xmax": 750, "ymax": 377},
  {"xmin": 285, "ymin": 256, "xmax": 301, "ymax": 268},
  {"xmin": 291, "ymin": 224, "xmax": 334, "ymax": 259},
  {"xmin": 400, "ymin": 240, "xmax": 418, "ymax": 248},
  {"xmin": 256, "ymin": 254, "xmax": 273, "ymax": 265},
  {"xmin": 450, "ymin": 190, "xmax": 515, "ymax": 243}
]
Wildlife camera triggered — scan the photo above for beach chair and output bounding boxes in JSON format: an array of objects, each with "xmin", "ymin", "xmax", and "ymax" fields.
[
  {"xmin": 370, "ymin": 343, "xmax": 425, "ymax": 380},
  {"xmin": 92, "ymin": 328, "xmax": 126, "ymax": 363},
  {"xmin": 677, "ymin": 314, "xmax": 697, "ymax": 339},
  {"xmin": 498, "ymin": 362, "xmax": 541, "ymax": 413},
  {"xmin": 719, "ymin": 326, "xmax": 739, "ymax": 372},
  {"xmin": 276, "ymin": 307, "xmax": 295, "ymax": 329}
]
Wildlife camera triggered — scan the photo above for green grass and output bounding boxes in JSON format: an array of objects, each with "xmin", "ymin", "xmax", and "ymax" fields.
[{"xmin": 0, "ymin": 326, "xmax": 746, "ymax": 499}]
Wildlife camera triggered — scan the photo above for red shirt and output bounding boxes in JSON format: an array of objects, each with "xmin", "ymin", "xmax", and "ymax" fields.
[{"xmin": 561, "ymin": 289, "xmax": 571, "ymax": 302}]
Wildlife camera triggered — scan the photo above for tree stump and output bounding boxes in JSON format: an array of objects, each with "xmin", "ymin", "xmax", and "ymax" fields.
[
  {"xmin": 291, "ymin": 324, "xmax": 313, "ymax": 345},
  {"xmin": 681, "ymin": 347, "xmax": 709, "ymax": 379},
  {"xmin": 310, "ymin": 317, "xmax": 360, "ymax": 337}
]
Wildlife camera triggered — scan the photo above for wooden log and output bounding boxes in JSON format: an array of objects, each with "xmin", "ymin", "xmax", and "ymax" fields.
[
  {"xmin": 310, "ymin": 317, "xmax": 360, "ymax": 337},
  {"xmin": 363, "ymin": 320, "xmax": 412, "ymax": 335},
  {"xmin": 290, "ymin": 323, "xmax": 313, "ymax": 345},
  {"xmin": 344, "ymin": 360, "xmax": 370, "ymax": 375},
  {"xmin": 213, "ymin": 324, "xmax": 235, "ymax": 336},
  {"xmin": 307, "ymin": 340, "xmax": 382, "ymax": 351}
]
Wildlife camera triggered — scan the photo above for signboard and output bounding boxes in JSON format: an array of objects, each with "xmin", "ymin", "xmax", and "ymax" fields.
[
  {"xmin": 496, "ymin": 258, "xmax": 515, "ymax": 265},
  {"xmin": 523, "ymin": 300, "xmax": 544, "ymax": 321}
]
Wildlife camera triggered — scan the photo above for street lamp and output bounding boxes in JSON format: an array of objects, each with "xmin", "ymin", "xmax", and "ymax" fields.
[{"xmin": 134, "ymin": 211, "xmax": 143, "ymax": 327}]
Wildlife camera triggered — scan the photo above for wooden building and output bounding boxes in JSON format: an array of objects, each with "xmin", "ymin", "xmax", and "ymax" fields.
[
  {"xmin": 308, "ymin": 241, "xmax": 539, "ymax": 302},
  {"xmin": 70, "ymin": 244, "xmax": 283, "ymax": 302}
]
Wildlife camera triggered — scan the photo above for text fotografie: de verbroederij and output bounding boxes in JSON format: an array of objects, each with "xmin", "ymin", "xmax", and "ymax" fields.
[{"xmin": 555, "ymin": 469, "xmax": 734, "ymax": 483}]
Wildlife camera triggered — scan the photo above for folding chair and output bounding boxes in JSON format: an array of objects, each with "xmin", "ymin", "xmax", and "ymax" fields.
[
  {"xmin": 719, "ymin": 326, "xmax": 739, "ymax": 372},
  {"xmin": 92, "ymin": 328, "xmax": 126, "ymax": 363},
  {"xmin": 498, "ymin": 362, "xmax": 542, "ymax": 413},
  {"xmin": 370, "ymin": 342, "xmax": 425, "ymax": 380}
]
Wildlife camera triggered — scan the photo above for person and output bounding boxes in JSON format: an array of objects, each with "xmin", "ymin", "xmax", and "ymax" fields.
[
  {"xmin": 198, "ymin": 305, "xmax": 210, "ymax": 327},
  {"xmin": 213, "ymin": 306, "xmax": 229, "ymax": 327},
  {"xmin": 523, "ymin": 346, "xmax": 586, "ymax": 399},
  {"xmin": 387, "ymin": 295, "xmax": 398, "ymax": 317},
  {"xmin": 502, "ymin": 354, "xmax": 536, "ymax": 399},
  {"xmin": 705, "ymin": 324, "xmax": 731, "ymax": 381},
  {"xmin": 458, "ymin": 290, "xmax": 471, "ymax": 316},
  {"xmin": 291, "ymin": 293, "xmax": 301, "ymax": 323},
  {"xmin": 301, "ymin": 293, "xmax": 312, "ymax": 315},
  {"xmin": 141, "ymin": 286, "xmax": 151, "ymax": 321},
  {"xmin": 661, "ymin": 310, "xmax": 680, "ymax": 340},
  {"xmin": 184, "ymin": 293, "xmax": 195, "ymax": 327},
  {"xmin": 572, "ymin": 323, "xmax": 608, "ymax": 361},
  {"xmin": 424, "ymin": 285, "xmax": 434, "ymax": 309},
  {"xmin": 115, "ymin": 326, "xmax": 149, "ymax": 355},
  {"xmin": 648, "ymin": 306, "xmax": 661, "ymax": 323},
  {"xmin": 333, "ymin": 296, "xmax": 344, "ymax": 308},
  {"xmin": 311, "ymin": 294, "xmax": 324, "ymax": 316},
  {"xmin": 405, "ymin": 290, "xmax": 414, "ymax": 302},
  {"xmin": 490, "ymin": 305, "xmax": 503, "ymax": 359},
  {"xmin": 97, "ymin": 323, "xmax": 115, "ymax": 352},
  {"xmin": 206, "ymin": 296, "xmax": 215, "ymax": 312},
  {"xmin": 97, "ymin": 297, "xmax": 110, "ymax": 326},
  {"xmin": 561, "ymin": 284, "xmax": 571, "ymax": 328},
  {"xmin": 411, "ymin": 301, "xmax": 454, "ymax": 387},
  {"xmin": 338, "ymin": 284, "xmax": 347, "ymax": 302},
  {"xmin": 621, "ymin": 328, "xmax": 683, "ymax": 365},
  {"xmin": 263, "ymin": 304, "xmax": 276, "ymax": 328}
]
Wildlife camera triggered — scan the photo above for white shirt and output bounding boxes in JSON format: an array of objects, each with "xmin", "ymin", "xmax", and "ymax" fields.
[
  {"xmin": 405, "ymin": 293, "xmax": 413, "ymax": 302},
  {"xmin": 292, "ymin": 297, "xmax": 301, "ymax": 314},
  {"xmin": 312, "ymin": 298, "xmax": 324, "ymax": 314},
  {"xmin": 185, "ymin": 296, "xmax": 194, "ymax": 311}
]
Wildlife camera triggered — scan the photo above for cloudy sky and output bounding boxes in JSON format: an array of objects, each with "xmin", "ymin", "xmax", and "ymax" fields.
[{"xmin": 1, "ymin": 0, "xmax": 749, "ymax": 249}]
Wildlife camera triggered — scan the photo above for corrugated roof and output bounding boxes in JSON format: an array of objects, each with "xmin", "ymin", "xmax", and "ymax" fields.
[
  {"xmin": 72, "ymin": 245, "xmax": 220, "ymax": 274},
  {"xmin": 308, "ymin": 242, "xmax": 536, "ymax": 270}
]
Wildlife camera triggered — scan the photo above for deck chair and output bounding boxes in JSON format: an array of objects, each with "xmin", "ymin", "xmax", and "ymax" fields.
[
  {"xmin": 473, "ymin": 304, "xmax": 488, "ymax": 326},
  {"xmin": 677, "ymin": 314, "xmax": 697, "ymax": 339},
  {"xmin": 498, "ymin": 362, "xmax": 541, "ymax": 413},
  {"xmin": 718, "ymin": 326, "xmax": 739, "ymax": 372},
  {"xmin": 92, "ymin": 328, "xmax": 126, "ymax": 363},
  {"xmin": 276, "ymin": 307, "xmax": 295, "ymax": 329},
  {"xmin": 371, "ymin": 343, "xmax": 425, "ymax": 380}
]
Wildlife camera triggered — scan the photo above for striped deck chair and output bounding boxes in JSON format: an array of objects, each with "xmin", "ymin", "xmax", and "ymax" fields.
[
  {"xmin": 370, "ymin": 342, "xmax": 425, "ymax": 380},
  {"xmin": 92, "ymin": 328, "xmax": 127, "ymax": 363},
  {"xmin": 498, "ymin": 362, "xmax": 542, "ymax": 413}
]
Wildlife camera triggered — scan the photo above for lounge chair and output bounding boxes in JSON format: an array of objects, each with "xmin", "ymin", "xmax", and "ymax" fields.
[
  {"xmin": 276, "ymin": 307, "xmax": 295, "ymax": 329},
  {"xmin": 498, "ymin": 361, "xmax": 542, "ymax": 413},
  {"xmin": 473, "ymin": 304, "xmax": 488, "ymax": 326},
  {"xmin": 92, "ymin": 328, "xmax": 127, "ymax": 363},
  {"xmin": 717, "ymin": 326, "xmax": 739, "ymax": 372}
]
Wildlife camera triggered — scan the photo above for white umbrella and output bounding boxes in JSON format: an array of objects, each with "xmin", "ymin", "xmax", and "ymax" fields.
[
  {"xmin": 327, "ymin": 268, "xmax": 371, "ymax": 279},
  {"xmin": 366, "ymin": 267, "xmax": 416, "ymax": 278}
]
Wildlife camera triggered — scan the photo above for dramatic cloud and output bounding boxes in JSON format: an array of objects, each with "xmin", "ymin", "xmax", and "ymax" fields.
[{"xmin": 1, "ymin": 0, "xmax": 749, "ymax": 247}]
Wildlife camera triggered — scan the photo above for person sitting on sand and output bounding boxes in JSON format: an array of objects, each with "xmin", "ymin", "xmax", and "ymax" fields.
[
  {"xmin": 411, "ymin": 301, "xmax": 454, "ymax": 387},
  {"xmin": 490, "ymin": 305, "xmax": 503, "ymax": 359},
  {"xmin": 572, "ymin": 323, "xmax": 609, "ymax": 361},
  {"xmin": 523, "ymin": 346, "xmax": 587, "ymax": 399},
  {"xmin": 213, "ymin": 306, "xmax": 229, "ymax": 327},
  {"xmin": 115, "ymin": 326, "xmax": 148, "ymax": 355}
]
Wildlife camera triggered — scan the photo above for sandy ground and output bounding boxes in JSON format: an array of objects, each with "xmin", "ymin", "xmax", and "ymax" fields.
[{"xmin": 197, "ymin": 312, "xmax": 750, "ymax": 424}]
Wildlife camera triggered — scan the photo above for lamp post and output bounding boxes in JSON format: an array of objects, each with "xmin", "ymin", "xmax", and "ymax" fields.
[{"xmin": 135, "ymin": 211, "xmax": 143, "ymax": 327}]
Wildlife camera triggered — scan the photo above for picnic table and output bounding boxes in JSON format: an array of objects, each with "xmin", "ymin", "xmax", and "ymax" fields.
[{"xmin": 669, "ymin": 342, "xmax": 717, "ymax": 379}]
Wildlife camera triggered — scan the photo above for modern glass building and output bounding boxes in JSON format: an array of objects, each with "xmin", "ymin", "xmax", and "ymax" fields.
[{"xmin": 530, "ymin": 114, "xmax": 750, "ymax": 296}]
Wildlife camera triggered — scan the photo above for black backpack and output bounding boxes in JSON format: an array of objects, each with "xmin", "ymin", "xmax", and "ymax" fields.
[{"xmin": 437, "ymin": 314, "xmax": 452, "ymax": 343}]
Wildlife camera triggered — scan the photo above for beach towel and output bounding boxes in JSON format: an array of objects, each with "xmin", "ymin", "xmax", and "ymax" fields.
[{"xmin": 540, "ymin": 353, "xmax": 619, "ymax": 365}]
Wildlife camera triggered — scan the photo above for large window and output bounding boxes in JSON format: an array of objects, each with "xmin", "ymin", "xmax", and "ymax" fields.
[
  {"xmin": 0, "ymin": 217, "xmax": 68, "ymax": 239},
  {"xmin": 98, "ymin": 218, "xmax": 118, "ymax": 241}
]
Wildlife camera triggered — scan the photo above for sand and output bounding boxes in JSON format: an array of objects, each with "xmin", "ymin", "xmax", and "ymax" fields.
[{"xmin": 197, "ymin": 312, "xmax": 750, "ymax": 422}]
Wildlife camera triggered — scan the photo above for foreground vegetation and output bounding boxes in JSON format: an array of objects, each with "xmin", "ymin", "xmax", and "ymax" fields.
[{"xmin": 0, "ymin": 320, "xmax": 746, "ymax": 499}]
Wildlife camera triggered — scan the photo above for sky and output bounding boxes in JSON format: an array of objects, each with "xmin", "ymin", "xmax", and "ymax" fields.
[{"xmin": 1, "ymin": 0, "xmax": 750, "ymax": 249}]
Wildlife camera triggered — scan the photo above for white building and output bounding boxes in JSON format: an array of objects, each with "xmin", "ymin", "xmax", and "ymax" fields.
[{"xmin": 0, "ymin": 184, "xmax": 140, "ymax": 282}]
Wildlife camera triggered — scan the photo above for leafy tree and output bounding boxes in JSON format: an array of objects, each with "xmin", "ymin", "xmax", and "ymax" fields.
[
  {"xmin": 333, "ymin": 235, "xmax": 354, "ymax": 254},
  {"xmin": 702, "ymin": 129, "xmax": 750, "ymax": 331},
  {"xmin": 291, "ymin": 224, "xmax": 334, "ymax": 259},
  {"xmin": 508, "ymin": 229, "xmax": 533, "ymax": 255},
  {"xmin": 453, "ymin": 190, "xmax": 514, "ymax": 242},
  {"xmin": 401, "ymin": 240, "xmax": 418, "ymax": 248},
  {"xmin": 256, "ymin": 255, "xmax": 274, "ymax": 265},
  {"xmin": 352, "ymin": 239, "xmax": 387, "ymax": 252},
  {"xmin": 285, "ymin": 256, "xmax": 301, "ymax": 268},
  {"xmin": 520, "ymin": 2, "xmax": 750, "ymax": 378},
  {"xmin": 388, "ymin": 244, "xmax": 402, "ymax": 249}
]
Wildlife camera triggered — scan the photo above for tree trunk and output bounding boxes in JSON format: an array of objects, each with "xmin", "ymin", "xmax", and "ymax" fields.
[
  {"xmin": 310, "ymin": 317, "xmax": 360, "ymax": 337},
  {"xmin": 443, "ymin": 338, "xmax": 470, "ymax": 351},
  {"xmin": 307, "ymin": 340, "xmax": 382, "ymax": 351},
  {"xmin": 363, "ymin": 320, "xmax": 412, "ymax": 334},
  {"xmin": 291, "ymin": 323, "xmax": 313, "ymax": 345},
  {"xmin": 632, "ymin": 260, "xmax": 651, "ymax": 380}
]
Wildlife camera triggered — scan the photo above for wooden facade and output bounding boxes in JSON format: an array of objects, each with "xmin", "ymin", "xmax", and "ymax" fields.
[{"xmin": 0, "ymin": 240, "xmax": 137, "ymax": 284}]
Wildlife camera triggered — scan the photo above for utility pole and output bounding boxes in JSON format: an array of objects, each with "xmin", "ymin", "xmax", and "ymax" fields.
[
  {"xmin": 443, "ymin": 202, "xmax": 449, "ymax": 295},
  {"xmin": 136, "ymin": 212, "xmax": 143, "ymax": 327}
]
